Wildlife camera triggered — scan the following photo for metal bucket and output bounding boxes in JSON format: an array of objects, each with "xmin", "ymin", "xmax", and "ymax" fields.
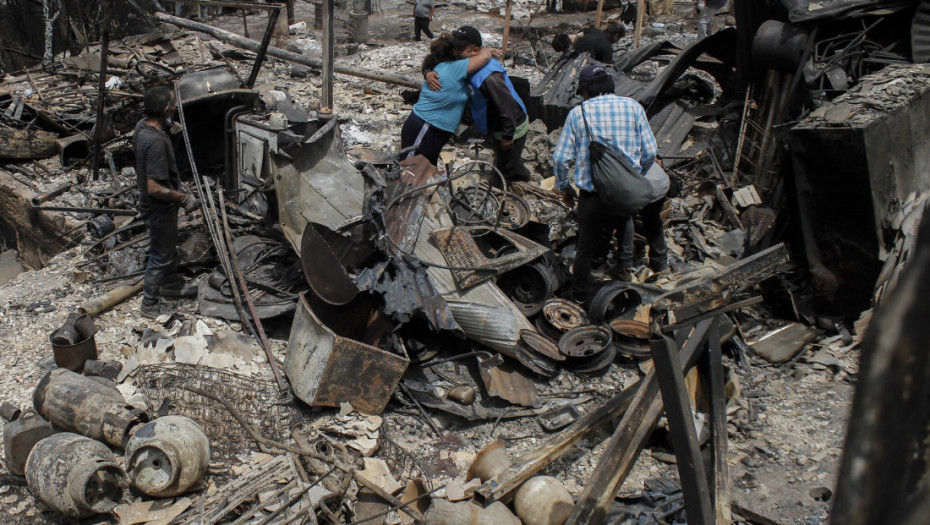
[{"xmin": 50, "ymin": 335, "xmax": 98, "ymax": 373}]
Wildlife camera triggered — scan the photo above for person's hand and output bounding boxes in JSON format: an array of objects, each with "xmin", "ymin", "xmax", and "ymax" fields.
[
  {"xmin": 559, "ymin": 187, "xmax": 576, "ymax": 208},
  {"xmin": 425, "ymin": 70, "xmax": 442, "ymax": 91},
  {"xmin": 181, "ymin": 192, "xmax": 200, "ymax": 213},
  {"xmin": 486, "ymin": 47, "xmax": 503, "ymax": 61},
  {"xmin": 169, "ymin": 121, "xmax": 183, "ymax": 135},
  {"xmin": 500, "ymin": 138, "xmax": 514, "ymax": 150}
]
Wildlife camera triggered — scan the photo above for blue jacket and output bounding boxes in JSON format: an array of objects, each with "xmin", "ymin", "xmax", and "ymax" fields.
[{"xmin": 468, "ymin": 60, "xmax": 527, "ymax": 138}]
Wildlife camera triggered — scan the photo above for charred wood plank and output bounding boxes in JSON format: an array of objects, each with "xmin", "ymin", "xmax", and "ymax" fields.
[{"xmin": 706, "ymin": 320, "xmax": 732, "ymax": 523}]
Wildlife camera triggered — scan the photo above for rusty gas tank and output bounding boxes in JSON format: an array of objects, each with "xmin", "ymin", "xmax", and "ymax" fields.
[
  {"xmin": 33, "ymin": 368, "xmax": 148, "ymax": 448},
  {"xmin": 2, "ymin": 408, "xmax": 56, "ymax": 476},
  {"xmin": 125, "ymin": 415, "xmax": 210, "ymax": 497},
  {"xmin": 25, "ymin": 432, "xmax": 126, "ymax": 517}
]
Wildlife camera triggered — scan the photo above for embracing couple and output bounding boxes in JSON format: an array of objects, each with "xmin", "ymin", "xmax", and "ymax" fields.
[{"xmin": 401, "ymin": 26, "xmax": 531, "ymax": 184}]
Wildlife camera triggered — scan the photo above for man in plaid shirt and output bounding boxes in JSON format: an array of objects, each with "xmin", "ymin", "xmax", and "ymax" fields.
[{"xmin": 553, "ymin": 65, "xmax": 657, "ymax": 298}]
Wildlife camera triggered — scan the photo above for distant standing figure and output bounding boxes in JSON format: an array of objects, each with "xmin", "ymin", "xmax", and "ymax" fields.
[
  {"xmin": 696, "ymin": 0, "xmax": 728, "ymax": 38},
  {"xmin": 414, "ymin": 0, "xmax": 435, "ymax": 41},
  {"xmin": 134, "ymin": 86, "xmax": 200, "ymax": 318}
]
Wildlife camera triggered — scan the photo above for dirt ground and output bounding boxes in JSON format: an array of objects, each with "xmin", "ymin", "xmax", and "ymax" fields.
[{"xmin": 0, "ymin": 2, "xmax": 856, "ymax": 524}]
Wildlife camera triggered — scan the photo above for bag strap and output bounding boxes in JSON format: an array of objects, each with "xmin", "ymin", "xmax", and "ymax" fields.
[{"xmin": 580, "ymin": 101, "xmax": 594, "ymax": 142}]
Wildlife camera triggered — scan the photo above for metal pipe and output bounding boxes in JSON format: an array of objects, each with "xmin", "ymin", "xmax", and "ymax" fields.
[
  {"xmin": 31, "ymin": 182, "xmax": 72, "ymax": 205},
  {"xmin": 31, "ymin": 205, "xmax": 137, "ymax": 216},
  {"xmin": 321, "ymin": 0, "xmax": 334, "ymax": 114},
  {"xmin": 92, "ymin": 0, "xmax": 114, "ymax": 181},
  {"xmin": 224, "ymin": 104, "xmax": 250, "ymax": 191}
]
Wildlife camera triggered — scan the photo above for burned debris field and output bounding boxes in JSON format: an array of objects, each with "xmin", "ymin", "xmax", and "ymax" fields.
[{"xmin": 1, "ymin": 1, "xmax": 929, "ymax": 525}]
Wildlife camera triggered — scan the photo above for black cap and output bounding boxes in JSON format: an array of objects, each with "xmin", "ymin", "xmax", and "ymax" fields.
[
  {"xmin": 579, "ymin": 65, "xmax": 610, "ymax": 84},
  {"xmin": 450, "ymin": 26, "xmax": 482, "ymax": 48}
]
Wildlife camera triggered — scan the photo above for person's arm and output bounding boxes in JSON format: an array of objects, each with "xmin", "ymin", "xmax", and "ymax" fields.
[
  {"xmin": 552, "ymin": 111, "xmax": 579, "ymax": 206},
  {"xmin": 429, "ymin": 5, "xmax": 434, "ymax": 20},
  {"xmin": 481, "ymin": 72, "xmax": 521, "ymax": 143},
  {"xmin": 635, "ymin": 104, "xmax": 658, "ymax": 174},
  {"xmin": 466, "ymin": 48, "xmax": 499, "ymax": 75},
  {"xmin": 425, "ymin": 70, "xmax": 441, "ymax": 91},
  {"xmin": 147, "ymin": 178, "xmax": 186, "ymax": 203}
]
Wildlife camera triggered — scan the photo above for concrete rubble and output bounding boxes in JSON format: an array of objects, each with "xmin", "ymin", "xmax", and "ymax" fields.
[{"xmin": 0, "ymin": 1, "xmax": 928, "ymax": 525}]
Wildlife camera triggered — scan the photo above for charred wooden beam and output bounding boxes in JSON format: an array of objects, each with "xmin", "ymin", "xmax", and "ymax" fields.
[
  {"xmin": 651, "ymin": 330, "xmax": 714, "ymax": 525},
  {"xmin": 0, "ymin": 128, "xmax": 58, "ymax": 160},
  {"xmin": 474, "ymin": 381, "xmax": 641, "ymax": 504},
  {"xmin": 154, "ymin": 12, "xmax": 420, "ymax": 89},
  {"xmin": 245, "ymin": 4, "xmax": 280, "ymax": 88},
  {"xmin": 565, "ymin": 319, "xmax": 714, "ymax": 524},
  {"xmin": 655, "ymin": 243, "xmax": 789, "ymax": 313}
]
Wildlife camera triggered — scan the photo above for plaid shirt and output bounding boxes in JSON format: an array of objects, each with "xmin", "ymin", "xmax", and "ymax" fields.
[{"xmin": 552, "ymin": 94, "xmax": 657, "ymax": 192}]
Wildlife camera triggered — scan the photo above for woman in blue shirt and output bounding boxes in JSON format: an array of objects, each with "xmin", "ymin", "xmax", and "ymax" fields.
[{"xmin": 401, "ymin": 33, "xmax": 498, "ymax": 165}]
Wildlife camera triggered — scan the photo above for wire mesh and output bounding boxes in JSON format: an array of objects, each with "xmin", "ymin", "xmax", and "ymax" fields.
[
  {"xmin": 135, "ymin": 363, "xmax": 299, "ymax": 461},
  {"xmin": 377, "ymin": 428, "xmax": 435, "ymax": 490}
]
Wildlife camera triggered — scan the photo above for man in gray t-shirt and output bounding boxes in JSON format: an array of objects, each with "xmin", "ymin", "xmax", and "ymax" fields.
[
  {"xmin": 413, "ymin": 0, "xmax": 434, "ymax": 41},
  {"xmin": 133, "ymin": 86, "xmax": 200, "ymax": 318}
]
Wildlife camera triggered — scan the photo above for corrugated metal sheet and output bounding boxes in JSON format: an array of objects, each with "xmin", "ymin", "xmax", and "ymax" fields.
[{"xmin": 913, "ymin": 0, "xmax": 930, "ymax": 63}]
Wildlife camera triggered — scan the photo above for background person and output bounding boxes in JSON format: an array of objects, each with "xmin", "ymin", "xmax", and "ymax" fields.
[
  {"xmin": 696, "ymin": 0, "xmax": 728, "ymax": 38},
  {"xmin": 552, "ymin": 24, "xmax": 626, "ymax": 64},
  {"xmin": 552, "ymin": 65, "xmax": 657, "ymax": 299},
  {"xmin": 134, "ymin": 86, "xmax": 200, "ymax": 318},
  {"xmin": 413, "ymin": 0, "xmax": 435, "ymax": 41}
]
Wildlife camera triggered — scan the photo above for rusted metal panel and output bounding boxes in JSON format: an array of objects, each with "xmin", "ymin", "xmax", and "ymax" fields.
[
  {"xmin": 430, "ymin": 226, "xmax": 548, "ymax": 290},
  {"xmin": 478, "ymin": 354, "xmax": 539, "ymax": 407},
  {"xmin": 285, "ymin": 292, "xmax": 409, "ymax": 415}
]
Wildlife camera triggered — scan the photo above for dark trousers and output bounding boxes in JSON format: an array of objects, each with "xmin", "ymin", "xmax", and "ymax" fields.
[
  {"xmin": 414, "ymin": 17, "xmax": 433, "ymax": 41},
  {"xmin": 492, "ymin": 134, "xmax": 531, "ymax": 183},
  {"xmin": 142, "ymin": 204, "xmax": 180, "ymax": 305},
  {"xmin": 597, "ymin": 197, "xmax": 668, "ymax": 270},
  {"xmin": 573, "ymin": 192, "xmax": 628, "ymax": 295},
  {"xmin": 639, "ymin": 197, "xmax": 668, "ymax": 269},
  {"xmin": 401, "ymin": 111, "xmax": 452, "ymax": 166}
]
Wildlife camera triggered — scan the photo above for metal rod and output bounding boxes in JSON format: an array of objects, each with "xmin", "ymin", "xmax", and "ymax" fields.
[
  {"xmin": 31, "ymin": 205, "xmax": 137, "ymax": 216},
  {"xmin": 246, "ymin": 7, "xmax": 280, "ymax": 88},
  {"xmin": 219, "ymin": 188, "xmax": 287, "ymax": 390}
]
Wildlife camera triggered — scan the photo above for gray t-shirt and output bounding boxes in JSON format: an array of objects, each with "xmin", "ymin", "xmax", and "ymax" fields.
[
  {"xmin": 134, "ymin": 118, "xmax": 181, "ymax": 213},
  {"xmin": 414, "ymin": 0, "xmax": 433, "ymax": 18}
]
